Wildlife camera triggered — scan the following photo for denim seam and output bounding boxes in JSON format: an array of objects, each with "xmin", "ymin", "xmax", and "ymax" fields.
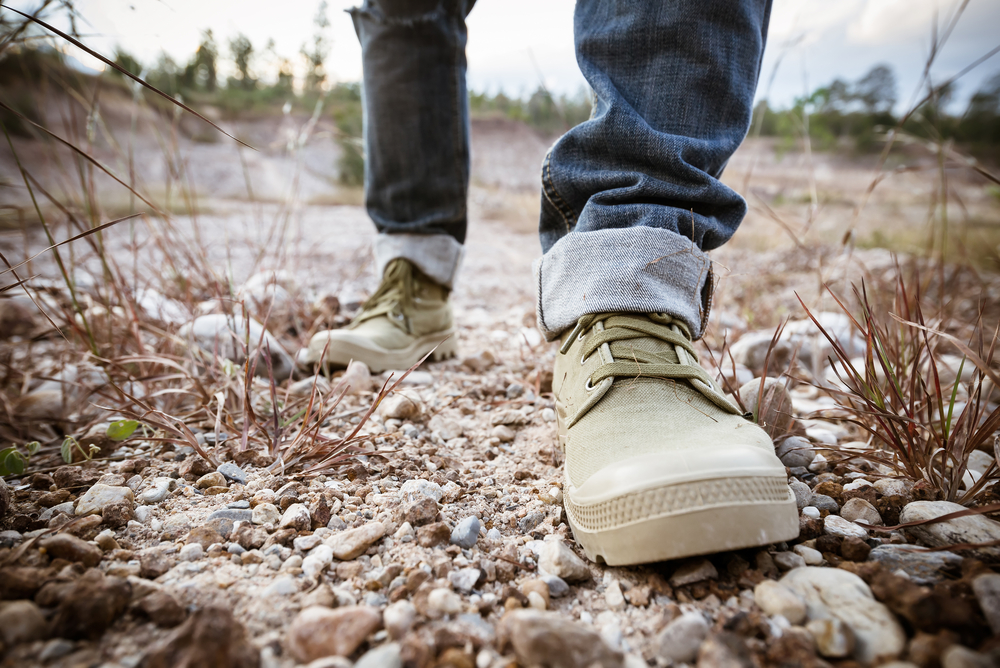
[
  {"xmin": 449, "ymin": 14, "xmax": 467, "ymax": 223},
  {"xmin": 541, "ymin": 150, "xmax": 575, "ymax": 234}
]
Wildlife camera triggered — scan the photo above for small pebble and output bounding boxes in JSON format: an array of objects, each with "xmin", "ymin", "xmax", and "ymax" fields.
[
  {"xmin": 217, "ymin": 462, "xmax": 247, "ymax": 485},
  {"xmin": 451, "ymin": 516, "xmax": 481, "ymax": 549}
]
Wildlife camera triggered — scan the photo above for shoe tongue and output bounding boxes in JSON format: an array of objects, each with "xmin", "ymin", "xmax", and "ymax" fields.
[{"xmin": 602, "ymin": 317, "xmax": 681, "ymax": 366}]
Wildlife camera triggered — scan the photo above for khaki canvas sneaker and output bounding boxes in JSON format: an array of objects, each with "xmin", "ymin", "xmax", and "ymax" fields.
[
  {"xmin": 554, "ymin": 312, "xmax": 798, "ymax": 565},
  {"xmin": 301, "ymin": 258, "xmax": 457, "ymax": 372}
]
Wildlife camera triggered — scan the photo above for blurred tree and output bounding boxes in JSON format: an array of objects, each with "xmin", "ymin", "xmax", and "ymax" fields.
[
  {"xmin": 854, "ymin": 64, "xmax": 897, "ymax": 114},
  {"xmin": 302, "ymin": 1, "xmax": 330, "ymax": 94},
  {"xmin": 183, "ymin": 29, "xmax": 218, "ymax": 92},
  {"xmin": 112, "ymin": 48, "xmax": 143, "ymax": 78},
  {"xmin": 958, "ymin": 72, "xmax": 1000, "ymax": 153},
  {"xmin": 263, "ymin": 38, "xmax": 294, "ymax": 95},
  {"xmin": 146, "ymin": 52, "xmax": 180, "ymax": 97},
  {"xmin": 228, "ymin": 33, "xmax": 256, "ymax": 90}
]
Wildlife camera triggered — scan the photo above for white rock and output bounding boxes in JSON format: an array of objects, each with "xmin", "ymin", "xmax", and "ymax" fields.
[
  {"xmin": 807, "ymin": 617, "xmax": 856, "ymax": 658},
  {"xmin": 263, "ymin": 575, "xmax": 297, "ymax": 597},
  {"xmin": 840, "ymin": 498, "xmax": 882, "ymax": 526},
  {"xmin": 900, "ymin": 501, "xmax": 1000, "ymax": 560},
  {"xmin": 780, "ymin": 567, "xmax": 906, "ymax": 662},
  {"xmin": 383, "ymin": 601, "xmax": 416, "ymax": 639},
  {"xmin": 656, "ymin": 612, "xmax": 709, "ymax": 664},
  {"xmin": 179, "ymin": 543, "xmax": 204, "ymax": 561},
  {"xmin": 302, "ymin": 545, "xmax": 334, "ymax": 579},
  {"xmin": 398, "ymin": 479, "xmax": 443, "ymax": 503},
  {"xmin": 179, "ymin": 313, "xmax": 294, "ymax": 380},
  {"xmin": 538, "ymin": 540, "xmax": 590, "ymax": 583},
  {"xmin": 136, "ymin": 289, "xmax": 187, "ymax": 324},
  {"xmin": 802, "ymin": 506, "xmax": 821, "ymax": 519},
  {"xmin": 754, "ymin": 580, "xmax": 807, "ymax": 624},
  {"xmin": 430, "ymin": 414, "xmax": 464, "ymax": 440},
  {"xmin": 842, "ymin": 479, "xmax": 873, "ymax": 492},
  {"xmin": 280, "ymin": 503, "xmax": 312, "ymax": 531},
  {"xmin": 789, "ymin": 480, "xmax": 812, "ymax": 508},
  {"xmin": 808, "ymin": 452, "xmax": 830, "ymax": 472},
  {"xmin": 379, "ymin": 393, "xmax": 423, "ymax": 420},
  {"xmin": 338, "ymin": 361, "xmax": 373, "ymax": 395},
  {"xmin": 449, "ymin": 567, "xmax": 481, "ymax": 593},
  {"xmin": 288, "ymin": 375, "xmax": 333, "ymax": 397},
  {"xmin": 140, "ymin": 477, "xmax": 174, "ymax": 504},
  {"xmin": 604, "ymin": 580, "xmax": 625, "ymax": 611},
  {"xmin": 394, "ymin": 522, "xmax": 414, "ymax": 541},
  {"xmin": 873, "ymin": 478, "xmax": 912, "ymax": 498},
  {"xmin": 793, "ymin": 544, "xmax": 824, "ymax": 565},
  {"xmin": 491, "ymin": 425, "xmax": 515, "ymax": 442},
  {"xmin": 940, "ymin": 645, "xmax": 995, "ymax": 668},
  {"xmin": 426, "ymin": 588, "xmax": 463, "ymax": 619},
  {"xmin": 75, "ymin": 484, "xmax": 134, "ymax": 516},
  {"xmin": 966, "ymin": 450, "xmax": 993, "ymax": 477},
  {"xmin": 824, "ymin": 514, "xmax": 869, "ymax": 540},
  {"xmin": 972, "ymin": 573, "xmax": 1000, "ymax": 634},
  {"xmin": 253, "ymin": 503, "xmax": 281, "ymax": 525},
  {"xmin": 294, "ymin": 534, "xmax": 323, "ymax": 552}
]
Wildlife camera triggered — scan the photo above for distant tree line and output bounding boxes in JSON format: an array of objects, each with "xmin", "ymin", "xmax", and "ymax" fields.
[{"xmin": 752, "ymin": 64, "xmax": 1000, "ymax": 161}]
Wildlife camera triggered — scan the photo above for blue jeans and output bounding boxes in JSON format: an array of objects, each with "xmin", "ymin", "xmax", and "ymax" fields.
[{"xmin": 351, "ymin": 0, "xmax": 772, "ymax": 339}]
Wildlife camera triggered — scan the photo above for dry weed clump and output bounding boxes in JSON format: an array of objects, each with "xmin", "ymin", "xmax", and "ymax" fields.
[
  {"xmin": 799, "ymin": 263, "xmax": 999, "ymax": 506},
  {"xmin": 0, "ymin": 6, "xmax": 389, "ymax": 479}
]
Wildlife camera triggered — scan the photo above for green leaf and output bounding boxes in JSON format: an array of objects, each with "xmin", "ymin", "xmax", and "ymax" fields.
[
  {"xmin": 0, "ymin": 447, "xmax": 15, "ymax": 476},
  {"xmin": 61, "ymin": 438, "xmax": 74, "ymax": 463},
  {"xmin": 24, "ymin": 441, "xmax": 40, "ymax": 456},
  {"xmin": 3, "ymin": 449, "xmax": 25, "ymax": 475},
  {"xmin": 106, "ymin": 419, "xmax": 140, "ymax": 441}
]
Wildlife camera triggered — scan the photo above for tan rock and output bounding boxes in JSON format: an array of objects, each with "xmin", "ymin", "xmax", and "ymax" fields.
[
  {"xmin": 140, "ymin": 605, "xmax": 258, "ymax": 667},
  {"xmin": 754, "ymin": 580, "xmax": 807, "ymax": 624},
  {"xmin": 326, "ymin": 522, "xmax": 385, "ymax": 560},
  {"xmin": 196, "ymin": 472, "xmax": 227, "ymax": 489},
  {"xmin": 38, "ymin": 533, "xmax": 102, "ymax": 567},
  {"xmin": 285, "ymin": 605, "xmax": 382, "ymax": 663},
  {"xmin": 538, "ymin": 540, "xmax": 590, "ymax": 583},
  {"xmin": 0, "ymin": 600, "xmax": 49, "ymax": 645},
  {"xmin": 498, "ymin": 609, "xmax": 623, "ymax": 668},
  {"xmin": 75, "ymin": 484, "xmax": 134, "ymax": 517},
  {"xmin": 739, "ymin": 377, "xmax": 794, "ymax": 435},
  {"xmin": 780, "ymin": 567, "xmax": 905, "ymax": 663}
]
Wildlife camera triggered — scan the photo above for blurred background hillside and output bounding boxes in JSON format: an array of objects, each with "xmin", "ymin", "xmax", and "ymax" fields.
[{"xmin": 1, "ymin": 0, "xmax": 999, "ymax": 266}]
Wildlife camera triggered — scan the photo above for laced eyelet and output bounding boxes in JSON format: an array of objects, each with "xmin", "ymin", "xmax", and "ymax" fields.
[
  {"xmin": 584, "ymin": 377, "xmax": 596, "ymax": 391},
  {"xmin": 580, "ymin": 353, "xmax": 589, "ymax": 366},
  {"xmin": 576, "ymin": 329, "xmax": 586, "ymax": 342}
]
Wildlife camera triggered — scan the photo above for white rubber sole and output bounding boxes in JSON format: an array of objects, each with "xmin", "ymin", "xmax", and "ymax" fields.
[
  {"xmin": 563, "ymin": 446, "xmax": 799, "ymax": 565},
  {"xmin": 316, "ymin": 329, "xmax": 458, "ymax": 373}
]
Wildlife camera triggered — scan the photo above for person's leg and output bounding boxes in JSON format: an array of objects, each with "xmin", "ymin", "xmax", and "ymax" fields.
[
  {"xmin": 536, "ymin": 0, "xmax": 772, "ymax": 340},
  {"xmin": 544, "ymin": 0, "xmax": 799, "ymax": 566},
  {"xmin": 350, "ymin": 0, "xmax": 476, "ymax": 289},
  {"xmin": 300, "ymin": 0, "xmax": 475, "ymax": 371}
]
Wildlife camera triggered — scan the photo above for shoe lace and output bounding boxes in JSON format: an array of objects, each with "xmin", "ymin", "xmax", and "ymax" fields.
[
  {"xmin": 351, "ymin": 259, "xmax": 417, "ymax": 333},
  {"xmin": 560, "ymin": 312, "xmax": 741, "ymax": 415}
]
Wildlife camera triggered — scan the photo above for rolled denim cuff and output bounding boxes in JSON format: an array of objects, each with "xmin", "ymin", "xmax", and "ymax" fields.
[
  {"xmin": 533, "ymin": 227, "xmax": 714, "ymax": 341},
  {"xmin": 374, "ymin": 233, "xmax": 464, "ymax": 288}
]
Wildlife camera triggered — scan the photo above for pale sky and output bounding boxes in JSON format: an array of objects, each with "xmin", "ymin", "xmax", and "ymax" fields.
[{"xmin": 5, "ymin": 0, "xmax": 1000, "ymax": 110}]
